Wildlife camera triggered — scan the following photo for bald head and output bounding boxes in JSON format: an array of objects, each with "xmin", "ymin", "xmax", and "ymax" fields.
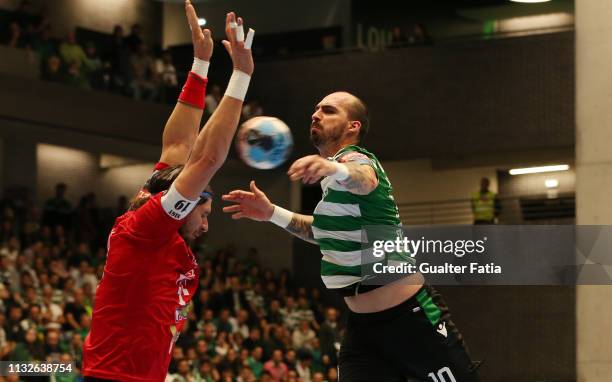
[
  {"xmin": 324, "ymin": 92, "xmax": 369, "ymax": 141},
  {"xmin": 311, "ymin": 92, "xmax": 370, "ymax": 152}
]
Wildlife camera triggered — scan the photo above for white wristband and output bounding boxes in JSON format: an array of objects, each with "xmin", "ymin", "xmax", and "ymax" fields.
[
  {"xmin": 191, "ymin": 57, "xmax": 209, "ymax": 78},
  {"xmin": 161, "ymin": 183, "xmax": 199, "ymax": 220},
  {"xmin": 225, "ymin": 70, "xmax": 251, "ymax": 101},
  {"xmin": 269, "ymin": 205, "xmax": 293, "ymax": 228},
  {"xmin": 329, "ymin": 162, "xmax": 350, "ymax": 182}
]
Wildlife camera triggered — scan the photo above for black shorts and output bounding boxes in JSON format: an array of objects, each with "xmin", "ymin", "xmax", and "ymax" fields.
[{"xmin": 339, "ymin": 285, "xmax": 481, "ymax": 382}]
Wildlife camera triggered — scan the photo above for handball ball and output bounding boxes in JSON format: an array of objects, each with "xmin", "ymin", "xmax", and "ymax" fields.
[{"xmin": 236, "ymin": 116, "xmax": 293, "ymax": 169}]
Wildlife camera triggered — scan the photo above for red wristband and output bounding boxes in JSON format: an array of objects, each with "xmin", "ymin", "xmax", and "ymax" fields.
[{"xmin": 178, "ymin": 72, "xmax": 208, "ymax": 109}]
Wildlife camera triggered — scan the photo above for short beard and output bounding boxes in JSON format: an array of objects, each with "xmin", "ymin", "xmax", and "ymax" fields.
[
  {"xmin": 310, "ymin": 131, "xmax": 322, "ymax": 147},
  {"xmin": 179, "ymin": 226, "xmax": 192, "ymax": 244},
  {"xmin": 310, "ymin": 130, "xmax": 343, "ymax": 152}
]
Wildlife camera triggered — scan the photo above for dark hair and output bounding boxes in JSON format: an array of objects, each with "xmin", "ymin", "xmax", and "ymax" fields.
[
  {"xmin": 346, "ymin": 96, "xmax": 370, "ymax": 143},
  {"xmin": 129, "ymin": 165, "xmax": 213, "ymax": 211}
]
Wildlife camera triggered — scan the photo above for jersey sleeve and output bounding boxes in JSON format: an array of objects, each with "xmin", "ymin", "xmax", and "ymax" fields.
[
  {"xmin": 128, "ymin": 193, "xmax": 186, "ymax": 239},
  {"xmin": 337, "ymin": 150, "xmax": 376, "ymax": 168}
]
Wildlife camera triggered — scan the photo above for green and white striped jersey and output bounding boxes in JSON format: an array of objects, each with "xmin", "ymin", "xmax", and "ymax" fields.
[{"xmin": 312, "ymin": 145, "xmax": 401, "ymax": 289}]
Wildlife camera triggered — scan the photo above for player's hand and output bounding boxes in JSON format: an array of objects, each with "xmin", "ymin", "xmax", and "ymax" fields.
[
  {"xmin": 222, "ymin": 181, "xmax": 273, "ymax": 221},
  {"xmin": 222, "ymin": 12, "xmax": 254, "ymax": 76},
  {"xmin": 185, "ymin": 0, "xmax": 213, "ymax": 61},
  {"xmin": 288, "ymin": 155, "xmax": 337, "ymax": 184}
]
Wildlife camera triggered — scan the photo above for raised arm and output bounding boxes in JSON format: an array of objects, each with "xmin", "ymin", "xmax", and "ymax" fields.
[
  {"xmin": 170, "ymin": 12, "xmax": 254, "ymax": 202},
  {"xmin": 222, "ymin": 181, "xmax": 317, "ymax": 244},
  {"xmin": 159, "ymin": 0, "xmax": 213, "ymax": 166}
]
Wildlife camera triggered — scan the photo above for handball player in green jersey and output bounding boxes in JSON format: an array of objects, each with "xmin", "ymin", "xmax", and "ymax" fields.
[{"xmin": 223, "ymin": 92, "xmax": 481, "ymax": 381}]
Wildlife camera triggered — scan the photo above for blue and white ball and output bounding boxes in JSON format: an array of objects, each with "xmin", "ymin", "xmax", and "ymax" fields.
[{"xmin": 236, "ymin": 116, "xmax": 293, "ymax": 169}]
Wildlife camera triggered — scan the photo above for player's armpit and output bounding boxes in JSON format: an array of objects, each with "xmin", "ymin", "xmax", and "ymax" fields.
[{"xmin": 339, "ymin": 162, "xmax": 379, "ymax": 195}]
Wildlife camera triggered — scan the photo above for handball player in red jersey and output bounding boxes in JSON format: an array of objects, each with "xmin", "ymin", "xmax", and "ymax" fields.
[{"xmin": 82, "ymin": 2, "xmax": 255, "ymax": 381}]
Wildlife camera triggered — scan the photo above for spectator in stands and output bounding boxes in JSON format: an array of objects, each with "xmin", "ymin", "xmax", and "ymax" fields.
[
  {"xmin": 43, "ymin": 328, "xmax": 62, "ymax": 361},
  {"xmin": 74, "ymin": 192, "xmax": 100, "ymax": 247},
  {"xmin": 59, "ymin": 31, "xmax": 89, "ymax": 88},
  {"xmin": 295, "ymin": 349, "xmax": 313, "ymax": 382},
  {"xmin": 471, "ymin": 177, "xmax": 500, "ymax": 225},
  {"xmin": 408, "ymin": 23, "xmax": 432, "ymax": 45},
  {"xmin": 42, "ymin": 183, "xmax": 72, "ymax": 230},
  {"xmin": 125, "ymin": 23, "xmax": 143, "ymax": 53},
  {"xmin": 6, "ymin": 21, "xmax": 26, "ymax": 48},
  {"xmin": 42, "ymin": 55, "xmax": 63, "ymax": 83},
  {"xmin": 224, "ymin": 275, "xmax": 248, "ymax": 314},
  {"xmin": 196, "ymin": 360, "xmax": 220, "ymax": 381},
  {"xmin": 130, "ymin": 42, "xmax": 157, "ymax": 100},
  {"xmin": 166, "ymin": 358, "xmax": 193, "ymax": 382},
  {"xmin": 106, "ymin": 25, "xmax": 131, "ymax": 94},
  {"xmin": 10, "ymin": 327, "xmax": 45, "ymax": 361},
  {"xmin": 326, "ymin": 366, "xmax": 339, "ymax": 382},
  {"xmin": 231, "ymin": 308, "xmax": 251, "ymax": 338},
  {"xmin": 33, "ymin": 25, "xmax": 57, "ymax": 72},
  {"xmin": 62, "ymin": 288, "xmax": 89, "ymax": 332},
  {"xmin": 263, "ymin": 349, "xmax": 288, "ymax": 382},
  {"xmin": 292, "ymin": 319, "xmax": 316, "ymax": 350},
  {"xmin": 84, "ymin": 41, "xmax": 105, "ymax": 90},
  {"xmin": 390, "ymin": 26, "xmax": 407, "ymax": 47},
  {"xmin": 247, "ymin": 346, "xmax": 264, "ymax": 379},
  {"xmin": 318, "ymin": 307, "xmax": 340, "ymax": 362},
  {"xmin": 285, "ymin": 348, "xmax": 298, "ymax": 371},
  {"xmin": 155, "ymin": 49, "xmax": 179, "ymax": 103},
  {"xmin": 281, "ymin": 296, "xmax": 301, "ymax": 331}
]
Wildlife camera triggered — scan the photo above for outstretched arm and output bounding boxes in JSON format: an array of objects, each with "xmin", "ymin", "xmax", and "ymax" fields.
[
  {"xmin": 287, "ymin": 154, "xmax": 378, "ymax": 195},
  {"xmin": 167, "ymin": 12, "xmax": 254, "ymax": 209},
  {"xmin": 159, "ymin": 0, "xmax": 213, "ymax": 166},
  {"xmin": 222, "ymin": 181, "xmax": 317, "ymax": 244}
]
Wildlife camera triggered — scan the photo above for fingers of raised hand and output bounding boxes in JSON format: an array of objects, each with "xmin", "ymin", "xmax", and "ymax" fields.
[
  {"xmin": 288, "ymin": 157, "xmax": 309, "ymax": 176},
  {"xmin": 185, "ymin": 1, "xmax": 201, "ymax": 34},
  {"xmin": 236, "ymin": 17, "xmax": 244, "ymax": 42},
  {"xmin": 221, "ymin": 190, "xmax": 254, "ymax": 200},
  {"xmin": 288, "ymin": 156, "xmax": 319, "ymax": 179},
  {"xmin": 226, "ymin": 13, "xmax": 255, "ymax": 50},
  {"xmin": 231, "ymin": 212, "xmax": 244, "ymax": 220},
  {"xmin": 222, "ymin": 205, "xmax": 242, "ymax": 213},
  {"xmin": 221, "ymin": 40, "xmax": 232, "ymax": 56},
  {"xmin": 225, "ymin": 12, "xmax": 236, "ymax": 44}
]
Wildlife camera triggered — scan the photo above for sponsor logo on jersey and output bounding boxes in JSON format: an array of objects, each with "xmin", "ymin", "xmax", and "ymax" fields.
[{"xmin": 437, "ymin": 321, "xmax": 448, "ymax": 338}]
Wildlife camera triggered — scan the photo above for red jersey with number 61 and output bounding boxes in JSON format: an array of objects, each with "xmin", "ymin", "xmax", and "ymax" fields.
[{"xmin": 83, "ymin": 192, "xmax": 200, "ymax": 382}]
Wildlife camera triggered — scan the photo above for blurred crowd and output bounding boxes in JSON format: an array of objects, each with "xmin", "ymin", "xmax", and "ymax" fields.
[
  {"xmin": 0, "ymin": 182, "xmax": 342, "ymax": 382},
  {"xmin": 1, "ymin": 0, "xmax": 180, "ymax": 103},
  {"xmin": 0, "ymin": 0, "xmax": 266, "ymax": 118}
]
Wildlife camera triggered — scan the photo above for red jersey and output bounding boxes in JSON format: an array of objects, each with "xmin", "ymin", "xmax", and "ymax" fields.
[{"xmin": 83, "ymin": 192, "xmax": 200, "ymax": 382}]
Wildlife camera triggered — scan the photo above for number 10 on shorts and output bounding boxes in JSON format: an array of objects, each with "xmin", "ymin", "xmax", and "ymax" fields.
[{"xmin": 428, "ymin": 367, "xmax": 456, "ymax": 382}]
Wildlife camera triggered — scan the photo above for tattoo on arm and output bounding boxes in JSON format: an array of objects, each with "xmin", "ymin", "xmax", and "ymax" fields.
[
  {"xmin": 340, "ymin": 163, "xmax": 379, "ymax": 195},
  {"xmin": 284, "ymin": 213, "xmax": 317, "ymax": 244}
]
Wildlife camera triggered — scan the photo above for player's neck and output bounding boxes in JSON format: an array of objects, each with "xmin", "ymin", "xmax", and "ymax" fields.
[{"xmin": 317, "ymin": 140, "xmax": 357, "ymax": 158}]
